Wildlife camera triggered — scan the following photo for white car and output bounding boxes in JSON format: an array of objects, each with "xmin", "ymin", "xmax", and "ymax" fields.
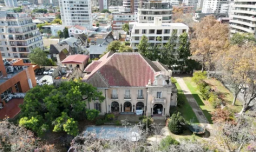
[
  {"xmin": 136, "ymin": 107, "xmax": 143, "ymax": 115},
  {"xmin": 48, "ymin": 69, "xmax": 55, "ymax": 75},
  {"xmin": 43, "ymin": 69, "xmax": 49, "ymax": 75}
]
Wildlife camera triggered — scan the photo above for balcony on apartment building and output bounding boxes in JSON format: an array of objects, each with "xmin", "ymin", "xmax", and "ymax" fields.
[
  {"xmin": 124, "ymin": 94, "xmax": 131, "ymax": 99},
  {"xmin": 137, "ymin": 95, "xmax": 144, "ymax": 99},
  {"xmin": 111, "ymin": 94, "xmax": 118, "ymax": 99},
  {"xmin": 140, "ymin": 2, "xmax": 172, "ymax": 10}
]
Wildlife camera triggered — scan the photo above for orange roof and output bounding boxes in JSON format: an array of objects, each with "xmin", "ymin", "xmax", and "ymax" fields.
[
  {"xmin": 61, "ymin": 54, "xmax": 89, "ymax": 64},
  {"xmin": 69, "ymin": 25, "xmax": 87, "ymax": 31}
]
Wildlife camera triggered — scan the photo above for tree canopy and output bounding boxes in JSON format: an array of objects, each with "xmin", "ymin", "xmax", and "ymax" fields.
[
  {"xmin": 63, "ymin": 27, "xmax": 69, "ymax": 38},
  {"xmin": 101, "ymin": 9, "xmax": 111, "ymax": 13},
  {"xmin": 13, "ymin": 7, "xmax": 22, "ymax": 13},
  {"xmin": 122, "ymin": 23, "xmax": 129, "ymax": 33},
  {"xmin": 19, "ymin": 81, "xmax": 105, "ymax": 136},
  {"xmin": 28, "ymin": 48, "xmax": 53, "ymax": 66},
  {"xmin": 33, "ymin": 9, "xmax": 47, "ymax": 13},
  {"xmin": 107, "ymin": 41, "xmax": 122, "ymax": 52}
]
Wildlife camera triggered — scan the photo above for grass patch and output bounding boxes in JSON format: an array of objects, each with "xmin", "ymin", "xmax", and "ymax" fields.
[
  {"xmin": 175, "ymin": 80, "xmax": 199, "ymax": 124},
  {"xmin": 204, "ymin": 79, "xmax": 242, "ymax": 113},
  {"xmin": 183, "ymin": 77, "xmax": 213, "ymax": 123}
]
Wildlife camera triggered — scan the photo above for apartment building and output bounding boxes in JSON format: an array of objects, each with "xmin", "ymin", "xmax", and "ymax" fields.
[
  {"xmin": 83, "ymin": 52, "xmax": 177, "ymax": 117},
  {"xmin": 0, "ymin": 11, "xmax": 43, "ymax": 59},
  {"xmin": 4, "ymin": 0, "xmax": 17, "ymax": 7},
  {"xmin": 112, "ymin": 13, "xmax": 137, "ymax": 30},
  {"xmin": 123, "ymin": 0, "xmax": 140, "ymax": 13},
  {"xmin": 130, "ymin": 17, "xmax": 189, "ymax": 50},
  {"xmin": 202, "ymin": 0, "xmax": 229, "ymax": 13},
  {"xmin": 0, "ymin": 53, "xmax": 37, "ymax": 106},
  {"xmin": 138, "ymin": 1, "xmax": 172, "ymax": 23},
  {"xmin": 230, "ymin": 0, "xmax": 256, "ymax": 35},
  {"xmin": 59, "ymin": 0, "xmax": 92, "ymax": 29},
  {"xmin": 99, "ymin": 0, "xmax": 108, "ymax": 11},
  {"xmin": 163, "ymin": 0, "xmax": 180, "ymax": 6},
  {"xmin": 183, "ymin": 0, "xmax": 198, "ymax": 9}
]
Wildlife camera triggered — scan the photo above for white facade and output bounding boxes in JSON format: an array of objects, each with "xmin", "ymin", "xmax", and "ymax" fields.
[
  {"xmin": 42, "ymin": 25, "xmax": 65, "ymax": 37},
  {"xmin": 163, "ymin": 0, "xmax": 180, "ymax": 6},
  {"xmin": 197, "ymin": 0, "xmax": 204, "ymax": 10},
  {"xmin": 202, "ymin": 0, "xmax": 229, "ymax": 13},
  {"xmin": 0, "ymin": 11, "xmax": 43, "ymax": 59},
  {"xmin": 4, "ymin": 0, "xmax": 18, "ymax": 7},
  {"xmin": 220, "ymin": 3, "xmax": 229, "ymax": 13},
  {"xmin": 138, "ymin": 1, "xmax": 172, "ymax": 23},
  {"xmin": 130, "ymin": 17, "xmax": 189, "ymax": 50},
  {"xmin": 230, "ymin": 0, "xmax": 256, "ymax": 35},
  {"xmin": 68, "ymin": 26, "xmax": 88, "ymax": 36},
  {"xmin": 183, "ymin": 0, "xmax": 198, "ymax": 9},
  {"xmin": 112, "ymin": 14, "xmax": 137, "ymax": 30},
  {"xmin": 59, "ymin": 0, "xmax": 92, "ymax": 29}
]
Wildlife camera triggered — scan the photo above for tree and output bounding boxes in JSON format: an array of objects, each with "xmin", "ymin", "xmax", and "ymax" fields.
[
  {"xmin": 213, "ymin": 116, "xmax": 256, "ymax": 152},
  {"xmin": 28, "ymin": 48, "xmax": 52, "ymax": 66},
  {"xmin": 159, "ymin": 136, "xmax": 179, "ymax": 151},
  {"xmin": 162, "ymin": 30, "xmax": 178, "ymax": 67},
  {"xmin": 52, "ymin": 18, "xmax": 62, "ymax": 24},
  {"xmin": 190, "ymin": 15, "xmax": 229, "ymax": 77},
  {"xmin": 13, "ymin": 7, "xmax": 22, "ymax": 13},
  {"xmin": 86, "ymin": 109, "xmax": 100, "ymax": 121},
  {"xmin": 56, "ymin": 13, "xmax": 61, "ymax": 19},
  {"xmin": 107, "ymin": 41, "xmax": 122, "ymax": 52},
  {"xmin": 137, "ymin": 35, "xmax": 150, "ymax": 55},
  {"xmin": 101, "ymin": 9, "xmax": 111, "ymax": 13},
  {"xmin": 230, "ymin": 33, "xmax": 256, "ymax": 46},
  {"xmin": 122, "ymin": 23, "xmax": 129, "ymax": 34},
  {"xmin": 63, "ymin": 27, "xmax": 69, "ymax": 38},
  {"xmin": 57, "ymin": 30, "xmax": 64, "ymax": 38},
  {"xmin": 119, "ymin": 45, "xmax": 133, "ymax": 52},
  {"xmin": 0, "ymin": 120, "xmax": 56, "ymax": 151},
  {"xmin": 19, "ymin": 81, "xmax": 105, "ymax": 136},
  {"xmin": 33, "ymin": 9, "xmax": 47, "ymax": 13},
  {"xmin": 168, "ymin": 112, "xmax": 185, "ymax": 134}
]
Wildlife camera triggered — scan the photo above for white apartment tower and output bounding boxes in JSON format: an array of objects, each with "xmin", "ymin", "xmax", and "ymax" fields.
[
  {"xmin": 202, "ymin": 0, "xmax": 229, "ymax": 13},
  {"xmin": 183, "ymin": 0, "xmax": 198, "ymax": 9},
  {"xmin": 59, "ymin": 0, "xmax": 92, "ymax": 29},
  {"xmin": 0, "ymin": 11, "xmax": 43, "ymax": 59},
  {"xmin": 130, "ymin": 17, "xmax": 189, "ymax": 50},
  {"xmin": 4, "ymin": 0, "xmax": 18, "ymax": 7},
  {"xmin": 230, "ymin": 0, "xmax": 256, "ymax": 35},
  {"xmin": 138, "ymin": 1, "xmax": 173, "ymax": 23}
]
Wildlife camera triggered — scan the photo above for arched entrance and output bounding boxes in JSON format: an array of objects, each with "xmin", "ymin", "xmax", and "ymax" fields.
[
  {"xmin": 153, "ymin": 104, "xmax": 163, "ymax": 115},
  {"xmin": 136, "ymin": 102, "xmax": 144, "ymax": 115},
  {"xmin": 111, "ymin": 101, "xmax": 119, "ymax": 112},
  {"xmin": 124, "ymin": 101, "xmax": 132, "ymax": 112}
]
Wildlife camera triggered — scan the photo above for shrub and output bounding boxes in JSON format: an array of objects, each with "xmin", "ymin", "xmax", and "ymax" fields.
[
  {"xmin": 177, "ymin": 94, "xmax": 185, "ymax": 107},
  {"xmin": 86, "ymin": 109, "xmax": 100, "ymax": 121},
  {"xmin": 208, "ymin": 92, "xmax": 218, "ymax": 103},
  {"xmin": 105, "ymin": 113, "xmax": 115, "ymax": 121},
  {"xmin": 171, "ymin": 77, "xmax": 177, "ymax": 84},
  {"xmin": 96, "ymin": 119, "xmax": 105, "ymax": 125},
  {"xmin": 212, "ymin": 99, "xmax": 222, "ymax": 109},
  {"xmin": 159, "ymin": 135, "xmax": 179, "ymax": 151},
  {"xmin": 139, "ymin": 116, "xmax": 146, "ymax": 120},
  {"xmin": 168, "ymin": 112, "xmax": 185, "ymax": 134},
  {"xmin": 200, "ymin": 85, "xmax": 211, "ymax": 100},
  {"xmin": 124, "ymin": 41, "xmax": 130, "ymax": 46},
  {"xmin": 115, "ymin": 120, "xmax": 121, "ymax": 126},
  {"xmin": 192, "ymin": 71, "xmax": 207, "ymax": 84},
  {"xmin": 141, "ymin": 117, "xmax": 154, "ymax": 131}
]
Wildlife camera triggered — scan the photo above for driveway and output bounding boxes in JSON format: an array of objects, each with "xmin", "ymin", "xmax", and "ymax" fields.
[{"xmin": 175, "ymin": 77, "xmax": 209, "ymax": 124}]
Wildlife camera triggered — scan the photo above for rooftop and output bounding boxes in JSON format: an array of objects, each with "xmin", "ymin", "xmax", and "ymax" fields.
[
  {"xmin": 83, "ymin": 52, "xmax": 169, "ymax": 87},
  {"xmin": 0, "ymin": 99, "xmax": 24, "ymax": 119},
  {"xmin": 62, "ymin": 54, "xmax": 89, "ymax": 64}
]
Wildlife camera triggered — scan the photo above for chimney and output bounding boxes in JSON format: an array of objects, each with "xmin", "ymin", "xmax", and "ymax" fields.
[
  {"xmin": 0, "ymin": 53, "xmax": 7, "ymax": 77},
  {"xmin": 154, "ymin": 17, "xmax": 162, "ymax": 26}
]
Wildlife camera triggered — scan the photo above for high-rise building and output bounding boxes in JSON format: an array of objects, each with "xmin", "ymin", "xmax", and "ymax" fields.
[
  {"xmin": 202, "ymin": 0, "xmax": 228, "ymax": 13},
  {"xmin": 197, "ymin": 0, "xmax": 204, "ymax": 10},
  {"xmin": 4, "ymin": 0, "xmax": 17, "ymax": 7},
  {"xmin": 59, "ymin": 0, "xmax": 92, "ymax": 29},
  {"xmin": 183, "ymin": 0, "xmax": 198, "ymax": 9},
  {"xmin": 122, "ymin": 0, "xmax": 140, "ymax": 13},
  {"xmin": 138, "ymin": 1, "xmax": 172, "ymax": 23},
  {"xmin": 99, "ymin": 0, "xmax": 108, "ymax": 11},
  {"xmin": 0, "ymin": 11, "xmax": 43, "ymax": 59},
  {"xmin": 230, "ymin": 0, "xmax": 256, "ymax": 35}
]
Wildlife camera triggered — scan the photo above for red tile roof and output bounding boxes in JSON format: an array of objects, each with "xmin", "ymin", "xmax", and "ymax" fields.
[
  {"xmin": 83, "ymin": 52, "xmax": 165, "ymax": 87},
  {"xmin": 84, "ymin": 61, "xmax": 101, "ymax": 73},
  {"xmin": 69, "ymin": 25, "xmax": 87, "ymax": 31},
  {"xmin": 0, "ymin": 99, "xmax": 23, "ymax": 119},
  {"xmin": 62, "ymin": 54, "xmax": 89, "ymax": 64}
]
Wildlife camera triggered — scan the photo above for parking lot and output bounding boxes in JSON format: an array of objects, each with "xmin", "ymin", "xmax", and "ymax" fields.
[{"xmin": 35, "ymin": 75, "xmax": 53, "ymax": 85}]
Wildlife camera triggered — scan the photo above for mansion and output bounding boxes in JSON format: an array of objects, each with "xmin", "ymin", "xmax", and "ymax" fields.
[{"xmin": 83, "ymin": 52, "xmax": 177, "ymax": 117}]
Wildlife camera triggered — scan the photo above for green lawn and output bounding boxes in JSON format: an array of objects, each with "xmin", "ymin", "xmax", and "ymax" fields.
[
  {"xmin": 175, "ymin": 80, "xmax": 199, "ymax": 124},
  {"xmin": 183, "ymin": 77, "xmax": 213, "ymax": 124}
]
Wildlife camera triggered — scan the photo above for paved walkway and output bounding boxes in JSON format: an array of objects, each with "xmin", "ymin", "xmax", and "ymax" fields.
[{"xmin": 175, "ymin": 77, "xmax": 209, "ymax": 124}]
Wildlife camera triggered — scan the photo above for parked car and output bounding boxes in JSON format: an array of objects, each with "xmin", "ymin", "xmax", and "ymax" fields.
[
  {"xmin": 43, "ymin": 69, "xmax": 50, "ymax": 75},
  {"xmin": 48, "ymin": 69, "xmax": 55, "ymax": 75},
  {"xmin": 35, "ymin": 68, "xmax": 44, "ymax": 75}
]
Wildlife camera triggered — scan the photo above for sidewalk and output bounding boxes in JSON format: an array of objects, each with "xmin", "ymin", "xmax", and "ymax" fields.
[{"xmin": 175, "ymin": 77, "xmax": 209, "ymax": 124}]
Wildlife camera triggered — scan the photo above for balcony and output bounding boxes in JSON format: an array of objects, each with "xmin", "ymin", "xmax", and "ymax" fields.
[
  {"xmin": 124, "ymin": 94, "xmax": 131, "ymax": 99},
  {"xmin": 153, "ymin": 97, "xmax": 166, "ymax": 104},
  {"xmin": 137, "ymin": 95, "xmax": 144, "ymax": 99},
  {"xmin": 111, "ymin": 94, "xmax": 118, "ymax": 99}
]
